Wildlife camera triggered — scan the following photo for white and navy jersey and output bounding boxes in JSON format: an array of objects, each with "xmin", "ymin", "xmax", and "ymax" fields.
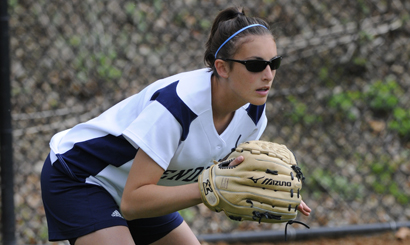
[{"xmin": 48, "ymin": 68, "xmax": 267, "ymax": 205}]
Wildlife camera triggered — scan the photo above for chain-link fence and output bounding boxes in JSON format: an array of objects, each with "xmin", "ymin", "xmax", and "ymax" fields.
[{"xmin": 2, "ymin": 0, "xmax": 410, "ymax": 244}]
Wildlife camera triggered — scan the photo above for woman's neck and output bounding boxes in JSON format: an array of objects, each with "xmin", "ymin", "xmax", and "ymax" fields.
[{"xmin": 211, "ymin": 75, "xmax": 239, "ymax": 134}]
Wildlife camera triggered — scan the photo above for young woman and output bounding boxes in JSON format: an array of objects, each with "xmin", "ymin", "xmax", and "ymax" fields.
[{"xmin": 41, "ymin": 6, "xmax": 311, "ymax": 245}]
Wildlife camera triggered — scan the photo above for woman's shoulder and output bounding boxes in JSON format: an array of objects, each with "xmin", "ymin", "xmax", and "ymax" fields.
[
  {"xmin": 153, "ymin": 68, "xmax": 212, "ymax": 88},
  {"xmin": 146, "ymin": 68, "xmax": 213, "ymax": 113}
]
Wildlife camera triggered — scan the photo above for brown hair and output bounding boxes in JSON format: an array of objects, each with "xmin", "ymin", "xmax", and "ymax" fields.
[{"xmin": 204, "ymin": 7, "xmax": 272, "ymax": 75}]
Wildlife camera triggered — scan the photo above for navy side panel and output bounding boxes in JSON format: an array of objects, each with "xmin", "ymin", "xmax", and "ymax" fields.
[
  {"xmin": 150, "ymin": 81, "xmax": 198, "ymax": 141},
  {"xmin": 58, "ymin": 135, "xmax": 137, "ymax": 180}
]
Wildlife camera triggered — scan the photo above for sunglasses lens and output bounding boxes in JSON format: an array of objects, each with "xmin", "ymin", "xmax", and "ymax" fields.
[
  {"xmin": 269, "ymin": 57, "xmax": 281, "ymax": 70},
  {"xmin": 246, "ymin": 60, "xmax": 267, "ymax": 72},
  {"xmin": 245, "ymin": 57, "xmax": 282, "ymax": 72}
]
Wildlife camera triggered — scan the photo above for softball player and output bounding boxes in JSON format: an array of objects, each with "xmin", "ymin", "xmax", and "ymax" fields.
[{"xmin": 41, "ymin": 6, "xmax": 311, "ymax": 245}]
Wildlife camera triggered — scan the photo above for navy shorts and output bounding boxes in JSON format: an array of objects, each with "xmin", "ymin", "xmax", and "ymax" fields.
[{"xmin": 41, "ymin": 154, "xmax": 184, "ymax": 244}]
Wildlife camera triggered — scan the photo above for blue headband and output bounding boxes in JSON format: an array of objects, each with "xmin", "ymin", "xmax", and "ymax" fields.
[{"xmin": 214, "ymin": 24, "xmax": 268, "ymax": 58}]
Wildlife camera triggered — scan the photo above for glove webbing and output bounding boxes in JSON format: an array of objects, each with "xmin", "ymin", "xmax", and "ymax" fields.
[
  {"xmin": 251, "ymin": 210, "xmax": 310, "ymax": 241},
  {"xmin": 252, "ymin": 211, "xmax": 281, "ymax": 222}
]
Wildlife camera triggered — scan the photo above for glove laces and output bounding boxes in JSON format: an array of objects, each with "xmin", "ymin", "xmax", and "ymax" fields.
[
  {"xmin": 252, "ymin": 211, "xmax": 310, "ymax": 241},
  {"xmin": 284, "ymin": 220, "xmax": 310, "ymax": 241},
  {"xmin": 291, "ymin": 165, "xmax": 305, "ymax": 181}
]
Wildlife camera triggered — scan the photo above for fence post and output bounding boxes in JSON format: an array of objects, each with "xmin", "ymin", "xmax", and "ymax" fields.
[{"xmin": 0, "ymin": 0, "xmax": 17, "ymax": 244}]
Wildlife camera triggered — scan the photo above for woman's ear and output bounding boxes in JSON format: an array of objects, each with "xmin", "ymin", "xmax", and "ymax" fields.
[{"xmin": 214, "ymin": 59, "xmax": 230, "ymax": 78}]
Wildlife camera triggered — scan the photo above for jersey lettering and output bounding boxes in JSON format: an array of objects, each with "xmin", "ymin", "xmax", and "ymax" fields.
[
  {"xmin": 167, "ymin": 169, "xmax": 193, "ymax": 180},
  {"xmin": 161, "ymin": 170, "xmax": 177, "ymax": 179},
  {"xmin": 161, "ymin": 167, "xmax": 205, "ymax": 182},
  {"xmin": 182, "ymin": 167, "xmax": 204, "ymax": 182}
]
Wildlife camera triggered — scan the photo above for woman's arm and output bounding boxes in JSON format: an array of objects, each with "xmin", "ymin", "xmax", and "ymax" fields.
[
  {"xmin": 121, "ymin": 148, "xmax": 245, "ymax": 220},
  {"xmin": 121, "ymin": 149, "xmax": 202, "ymax": 220}
]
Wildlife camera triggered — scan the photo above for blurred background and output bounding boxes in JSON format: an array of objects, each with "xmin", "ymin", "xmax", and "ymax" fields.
[{"xmin": 1, "ymin": 0, "xmax": 410, "ymax": 244}]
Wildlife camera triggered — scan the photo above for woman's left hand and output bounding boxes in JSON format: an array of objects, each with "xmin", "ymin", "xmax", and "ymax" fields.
[
  {"xmin": 298, "ymin": 200, "xmax": 311, "ymax": 216},
  {"xmin": 227, "ymin": 156, "xmax": 311, "ymax": 217}
]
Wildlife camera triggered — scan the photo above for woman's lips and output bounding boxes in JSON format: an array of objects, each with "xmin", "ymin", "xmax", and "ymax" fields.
[{"xmin": 256, "ymin": 87, "xmax": 270, "ymax": 95}]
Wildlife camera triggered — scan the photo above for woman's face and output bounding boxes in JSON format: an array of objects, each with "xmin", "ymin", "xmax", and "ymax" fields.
[{"xmin": 225, "ymin": 34, "xmax": 278, "ymax": 106}]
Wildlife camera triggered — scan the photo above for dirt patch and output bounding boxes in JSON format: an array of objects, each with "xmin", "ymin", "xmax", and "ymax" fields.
[{"xmin": 202, "ymin": 230, "xmax": 409, "ymax": 245}]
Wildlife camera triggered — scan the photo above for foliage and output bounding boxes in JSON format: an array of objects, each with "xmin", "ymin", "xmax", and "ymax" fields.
[
  {"xmin": 389, "ymin": 108, "xmax": 410, "ymax": 139},
  {"xmin": 325, "ymin": 76, "xmax": 410, "ymax": 139},
  {"xmin": 369, "ymin": 157, "xmax": 409, "ymax": 205},
  {"xmin": 308, "ymin": 167, "xmax": 364, "ymax": 201},
  {"xmin": 307, "ymin": 156, "xmax": 409, "ymax": 205},
  {"xmin": 286, "ymin": 96, "xmax": 322, "ymax": 125},
  {"xmin": 179, "ymin": 207, "xmax": 196, "ymax": 223},
  {"xmin": 364, "ymin": 77, "xmax": 409, "ymax": 138},
  {"xmin": 328, "ymin": 90, "xmax": 362, "ymax": 121},
  {"xmin": 365, "ymin": 77, "xmax": 403, "ymax": 113}
]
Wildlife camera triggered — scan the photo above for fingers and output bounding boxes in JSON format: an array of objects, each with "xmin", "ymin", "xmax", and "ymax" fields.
[
  {"xmin": 298, "ymin": 200, "xmax": 312, "ymax": 216},
  {"xmin": 228, "ymin": 156, "xmax": 244, "ymax": 167}
]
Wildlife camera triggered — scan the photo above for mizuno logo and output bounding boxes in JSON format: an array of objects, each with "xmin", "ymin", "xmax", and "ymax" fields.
[
  {"xmin": 203, "ymin": 179, "xmax": 213, "ymax": 195},
  {"xmin": 261, "ymin": 178, "xmax": 292, "ymax": 187},
  {"xmin": 248, "ymin": 176, "xmax": 264, "ymax": 184}
]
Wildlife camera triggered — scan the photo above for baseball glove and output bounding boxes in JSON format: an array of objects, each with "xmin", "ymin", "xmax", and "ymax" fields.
[{"xmin": 198, "ymin": 140, "xmax": 306, "ymax": 225}]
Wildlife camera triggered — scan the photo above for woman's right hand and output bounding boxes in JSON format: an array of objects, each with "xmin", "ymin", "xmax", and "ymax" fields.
[{"xmin": 228, "ymin": 156, "xmax": 244, "ymax": 167}]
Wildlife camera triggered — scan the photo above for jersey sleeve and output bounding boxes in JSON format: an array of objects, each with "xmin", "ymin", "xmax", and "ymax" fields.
[{"xmin": 122, "ymin": 101, "xmax": 182, "ymax": 171}]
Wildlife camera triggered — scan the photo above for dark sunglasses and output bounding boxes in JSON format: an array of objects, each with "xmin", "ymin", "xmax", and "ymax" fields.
[{"xmin": 221, "ymin": 56, "xmax": 282, "ymax": 73}]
